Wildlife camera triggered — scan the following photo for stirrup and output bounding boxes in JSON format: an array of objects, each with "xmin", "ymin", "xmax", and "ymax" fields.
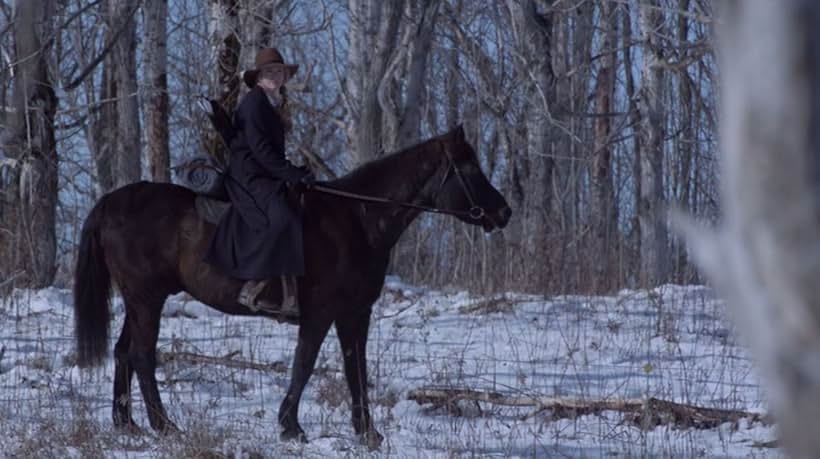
[
  {"xmin": 238, "ymin": 280, "xmax": 268, "ymax": 311},
  {"xmin": 280, "ymin": 276, "xmax": 300, "ymax": 318}
]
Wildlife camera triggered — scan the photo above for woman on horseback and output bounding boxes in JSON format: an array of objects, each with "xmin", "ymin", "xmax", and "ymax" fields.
[{"xmin": 204, "ymin": 47, "xmax": 313, "ymax": 321}]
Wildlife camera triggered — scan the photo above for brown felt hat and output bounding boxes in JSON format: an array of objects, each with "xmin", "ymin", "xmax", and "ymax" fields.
[{"xmin": 242, "ymin": 48, "xmax": 299, "ymax": 88}]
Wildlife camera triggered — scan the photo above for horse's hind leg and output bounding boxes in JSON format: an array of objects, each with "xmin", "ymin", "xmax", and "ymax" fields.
[
  {"xmin": 112, "ymin": 315, "xmax": 138, "ymax": 429},
  {"xmin": 125, "ymin": 294, "xmax": 178, "ymax": 433}
]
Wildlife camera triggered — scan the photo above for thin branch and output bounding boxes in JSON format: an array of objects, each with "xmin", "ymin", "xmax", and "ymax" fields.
[
  {"xmin": 0, "ymin": 270, "xmax": 26, "ymax": 289},
  {"xmin": 63, "ymin": 0, "xmax": 142, "ymax": 91},
  {"xmin": 297, "ymin": 145, "xmax": 336, "ymax": 179},
  {"xmin": 59, "ymin": 0, "xmax": 103, "ymax": 31},
  {"xmin": 608, "ymin": 0, "xmax": 713, "ymax": 24}
]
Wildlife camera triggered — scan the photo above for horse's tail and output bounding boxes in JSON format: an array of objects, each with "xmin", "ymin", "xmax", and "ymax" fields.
[{"xmin": 73, "ymin": 199, "xmax": 111, "ymax": 368}]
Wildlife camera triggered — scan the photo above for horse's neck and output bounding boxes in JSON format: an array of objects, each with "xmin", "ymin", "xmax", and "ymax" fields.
[{"xmin": 332, "ymin": 143, "xmax": 444, "ymax": 249}]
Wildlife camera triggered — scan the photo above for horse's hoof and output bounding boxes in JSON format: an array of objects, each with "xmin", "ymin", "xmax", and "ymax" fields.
[
  {"xmin": 360, "ymin": 430, "xmax": 383, "ymax": 451},
  {"xmin": 281, "ymin": 428, "xmax": 308, "ymax": 444}
]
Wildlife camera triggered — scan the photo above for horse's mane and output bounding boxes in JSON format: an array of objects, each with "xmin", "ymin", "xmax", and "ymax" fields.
[{"xmin": 326, "ymin": 133, "xmax": 447, "ymax": 195}]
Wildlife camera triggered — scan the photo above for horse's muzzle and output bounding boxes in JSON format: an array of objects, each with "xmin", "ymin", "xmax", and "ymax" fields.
[{"xmin": 483, "ymin": 205, "xmax": 512, "ymax": 232}]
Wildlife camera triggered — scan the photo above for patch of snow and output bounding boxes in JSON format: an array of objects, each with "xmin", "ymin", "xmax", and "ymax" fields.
[{"xmin": 0, "ymin": 282, "xmax": 781, "ymax": 458}]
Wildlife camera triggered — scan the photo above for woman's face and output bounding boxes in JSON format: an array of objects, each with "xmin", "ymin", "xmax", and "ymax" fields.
[{"xmin": 257, "ymin": 65, "xmax": 287, "ymax": 92}]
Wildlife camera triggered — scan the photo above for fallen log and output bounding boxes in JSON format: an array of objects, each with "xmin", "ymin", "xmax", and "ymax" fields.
[
  {"xmin": 158, "ymin": 350, "xmax": 287, "ymax": 373},
  {"xmin": 158, "ymin": 350, "xmax": 342, "ymax": 376},
  {"xmin": 407, "ymin": 387, "xmax": 772, "ymax": 429}
]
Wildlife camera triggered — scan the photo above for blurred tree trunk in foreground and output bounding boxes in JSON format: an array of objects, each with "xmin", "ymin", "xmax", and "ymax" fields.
[{"xmin": 681, "ymin": 1, "xmax": 820, "ymax": 457}]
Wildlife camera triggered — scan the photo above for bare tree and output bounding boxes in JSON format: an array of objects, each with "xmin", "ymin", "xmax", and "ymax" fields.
[
  {"xmin": 110, "ymin": 0, "xmax": 141, "ymax": 188},
  {"xmin": 0, "ymin": 0, "xmax": 58, "ymax": 289},
  {"xmin": 242, "ymin": 0, "xmax": 273, "ymax": 52},
  {"xmin": 144, "ymin": 0, "xmax": 170, "ymax": 182},
  {"xmin": 343, "ymin": 0, "xmax": 404, "ymax": 166},
  {"xmin": 507, "ymin": 0, "xmax": 554, "ymax": 288},
  {"xmin": 589, "ymin": 0, "xmax": 618, "ymax": 292},
  {"xmin": 207, "ymin": 0, "xmax": 241, "ymax": 164},
  {"xmin": 621, "ymin": 1, "xmax": 642, "ymax": 285},
  {"xmin": 671, "ymin": 0, "xmax": 693, "ymax": 280},
  {"xmin": 680, "ymin": 1, "xmax": 820, "ymax": 457},
  {"xmin": 381, "ymin": 0, "xmax": 440, "ymax": 151},
  {"xmin": 85, "ymin": 0, "xmax": 118, "ymax": 196},
  {"xmin": 90, "ymin": 0, "xmax": 141, "ymax": 195},
  {"xmin": 637, "ymin": 0, "xmax": 668, "ymax": 286}
]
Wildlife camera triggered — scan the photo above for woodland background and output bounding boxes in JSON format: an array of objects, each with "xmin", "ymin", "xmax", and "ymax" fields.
[{"xmin": 0, "ymin": 0, "xmax": 716, "ymax": 294}]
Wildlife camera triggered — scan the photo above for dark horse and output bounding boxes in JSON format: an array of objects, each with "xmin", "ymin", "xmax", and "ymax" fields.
[{"xmin": 73, "ymin": 125, "xmax": 511, "ymax": 448}]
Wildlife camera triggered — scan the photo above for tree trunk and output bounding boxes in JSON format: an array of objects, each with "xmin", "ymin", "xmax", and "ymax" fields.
[
  {"xmin": 144, "ymin": 0, "xmax": 170, "ymax": 182},
  {"xmin": 93, "ymin": 0, "xmax": 141, "ymax": 194},
  {"xmin": 0, "ymin": 0, "xmax": 58, "ymax": 289},
  {"xmin": 590, "ymin": 0, "xmax": 617, "ymax": 292},
  {"xmin": 680, "ymin": 2, "xmax": 820, "ymax": 457},
  {"xmin": 389, "ymin": 0, "xmax": 440, "ymax": 151},
  {"xmin": 110, "ymin": 0, "xmax": 141, "ymax": 188},
  {"xmin": 673, "ymin": 0, "xmax": 694, "ymax": 282},
  {"xmin": 93, "ymin": 13, "xmax": 118, "ymax": 196},
  {"xmin": 344, "ymin": 0, "xmax": 404, "ymax": 167},
  {"xmin": 108, "ymin": 0, "xmax": 142, "ymax": 188},
  {"xmin": 245, "ymin": 0, "xmax": 273, "ymax": 51},
  {"xmin": 445, "ymin": 3, "xmax": 462, "ymax": 130},
  {"xmin": 550, "ymin": 4, "xmax": 572, "ymax": 290},
  {"xmin": 208, "ymin": 0, "xmax": 241, "ymax": 164},
  {"xmin": 622, "ymin": 1, "xmax": 642, "ymax": 287},
  {"xmin": 637, "ymin": 0, "xmax": 668, "ymax": 287},
  {"xmin": 569, "ymin": 0, "xmax": 594, "ymax": 242},
  {"xmin": 508, "ymin": 0, "xmax": 554, "ymax": 289}
]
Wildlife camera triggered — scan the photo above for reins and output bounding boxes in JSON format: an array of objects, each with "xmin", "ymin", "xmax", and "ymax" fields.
[
  {"xmin": 310, "ymin": 142, "xmax": 486, "ymax": 220},
  {"xmin": 173, "ymin": 141, "xmax": 489, "ymax": 221},
  {"xmin": 309, "ymin": 183, "xmax": 479, "ymax": 219}
]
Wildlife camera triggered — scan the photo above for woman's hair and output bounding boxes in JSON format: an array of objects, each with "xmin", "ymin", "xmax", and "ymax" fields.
[{"xmin": 277, "ymin": 86, "xmax": 293, "ymax": 133}]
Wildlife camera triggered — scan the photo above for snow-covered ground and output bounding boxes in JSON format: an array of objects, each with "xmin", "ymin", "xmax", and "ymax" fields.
[{"xmin": 0, "ymin": 279, "xmax": 780, "ymax": 458}]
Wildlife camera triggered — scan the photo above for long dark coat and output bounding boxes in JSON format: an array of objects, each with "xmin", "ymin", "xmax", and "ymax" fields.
[{"xmin": 204, "ymin": 86, "xmax": 306, "ymax": 280}]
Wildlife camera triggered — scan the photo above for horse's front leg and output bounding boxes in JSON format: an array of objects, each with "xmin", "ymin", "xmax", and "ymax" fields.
[
  {"xmin": 279, "ymin": 318, "xmax": 332, "ymax": 442},
  {"xmin": 335, "ymin": 310, "xmax": 383, "ymax": 450}
]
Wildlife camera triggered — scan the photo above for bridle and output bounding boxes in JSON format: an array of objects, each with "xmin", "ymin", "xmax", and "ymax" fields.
[
  {"xmin": 311, "ymin": 142, "xmax": 487, "ymax": 221},
  {"xmin": 441, "ymin": 142, "xmax": 485, "ymax": 220}
]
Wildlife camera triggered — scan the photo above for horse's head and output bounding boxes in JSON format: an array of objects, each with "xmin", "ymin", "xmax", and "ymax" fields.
[{"xmin": 434, "ymin": 125, "xmax": 512, "ymax": 232}]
